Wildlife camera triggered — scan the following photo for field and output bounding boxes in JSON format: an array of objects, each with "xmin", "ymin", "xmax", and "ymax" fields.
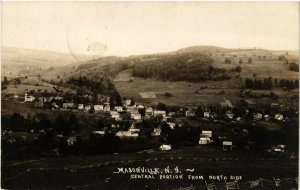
[
  {"xmin": 212, "ymin": 50, "xmax": 299, "ymax": 80},
  {"xmin": 114, "ymin": 76, "xmax": 243, "ymax": 107},
  {"xmin": 2, "ymin": 146, "xmax": 297, "ymax": 189}
]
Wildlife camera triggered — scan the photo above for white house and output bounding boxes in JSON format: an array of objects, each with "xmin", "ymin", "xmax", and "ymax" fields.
[
  {"xmin": 114, "ymin": 106, "xmax": 123, "ymax": 112},
  {"xmin": 110, "ymin": 111, "xmax": 120, "ymax": 119},
  {"xmin": 153, "ymin": 110, "xmax": 166, "ymax": 118},
  {"xmin": 199, "ymin": 137, "xmax": 210, "ymax": 145},
  {"xmin": 199, "ymin": 130, "xmax": 213, "ymax": 145},
  {"xmin": 274, "ymin": 113, "xmax": 284, "ymax": 121},
  {"xmin": 129, "ymin": 128, "xmax": 140, "ymax": 133},
  {"xmin": 131, "ymin": 112, "xmax": 142, "ymax": 120},
  {"xmin": 94, "ymin": 105, "xmax": 104, "ymax": 112},
  {"xmin": 204, "ymin": 111, "xmax": 210, "ymax": 118},
  {"xmin": 63, "ymin": 102, "xmax": 75, "ymax": 109},
  {"xmin": 222, "ymin": 141, "xmax": 233, "ymax": 150},
  {"xmin": 167, "ymin": 122, "xmax": 176, "ymax": 129},
  {"xmin": 93, "ymin": 131, "xmax": 105, "ymax": 135},
  {"xmin": 84, "ymin": 105, "xmax": 92, "ymax": 111},
  {"xmin": 24, "ymin": 93, "xmax": 35, "ymax": 102},
  {"xmin": 152, "ymin": 127, "xmax": 161, "ymax": 136},
  {"xmin": 264, "ymin": 114, "xmax": 270, "ymax": 121},
  {"xmin": 123, "ymin": 99, "xmax": 133, "ymax": 107},
  {"xmin": 202, "ymin": 130, "xmax": 212, "ymax": 138},
  {"xmin": 225, "ymin": 110, "xmax": 234, "ymax": 119},
  {"xmin": 116, "ymin": 131, "xmax": 138, "ymax": 137},
  {"xmin": 137, "ymin": 105, "xmax": 145, "ymax": 110},
  {"xmin": 126, "ymin": 105, "xmax": 137, "ymax": 112},
  {"xmin": 159, "ymin": 144, "xmax": 171, "ymax": 151},
  {"xmin": 186, "ymin": 109, "xmax": 196, "ymax": 117},
  {"xmin": 78, "ymin": 104, "xmax": 84, "ymax": 110},
  {"xmin": 104, "ymin": 105, "xmax": 110, "ymax": 112},
  {"xmin": 38, "ymin": 97, "xmax": 47, "ymax": 103},
  {"xmin": 253, "ymin": 113, "xmax": 263, "ymax": 120}
]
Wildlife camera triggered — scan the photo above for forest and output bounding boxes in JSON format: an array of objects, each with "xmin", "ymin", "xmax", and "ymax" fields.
[
  {"xmin": 131, "ymin": 52, "xmax": 240, "ymax": 82},
  {"xmin": 244, "ymin": 78, "xmax": 299, "ymax": 90}
]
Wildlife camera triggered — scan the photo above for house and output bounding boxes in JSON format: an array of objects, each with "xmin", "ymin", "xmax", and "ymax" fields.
[
  {"xmin": 114, "ymin": 106, "xmax": 123, "ymax": 112},
  {"xmin": 199, "ymin": 130, "xmax": 213, "ymax": 145},
  {"xmin": 129, "ymin": 128, "xmax": 140, "ymax": 133},
  {"xmin": 145, "ymin": 107, "xmax": 154, "ymax": 117},
  {"xmin": 151, "ymin": 127, "xmax": 161, "ymax": 136},
  {"xmin": 220, "ymin": 98, "xmax": 233, "ymax": 109},
  {"xmin": 253, "ymin": 113, "xmax": 263, "ymax": 120},
  {"xmin": 272, "ymin": 145, "xmax": 285, "ymax": 153},
  {"xmin": 78, "ymin": 104, "xmax": 84, "ymax": 110},
  {"xmin": 131, "ymin": 111, "xmax": 142, "ymax": 120},
  {"xmin": 168, "ymin": 112, "xmax": 176, "ymax": 117},
  {"xmin": 46, "ymin": 96, "xmax": 54, "ymax": 103},
  {"xmin": 24, "ymin": 93, "xmax": 35, "ymax": 102},
  {"xmin": 54, "ymin": 96, "xmax": 63, "ymax": 100},
  {"xmin": 51, "ymin": 103, "xmax": 59, "ymax": 110},
  {"xmin": 94, "ymin": 105, "xmax": 104, "ymax": 112},
  {"xmin": 38, "ymin": 97, "xmax": 47, "ymax": 103},
  {"xmin": 123, "ymin": 99, "xmax": 133, "ymax": 107},
  {"xmin": 153, "ymin": 110, "xmax": 166, "ymax": 118},
  {"xmin": 185, "ymin": 109, "xmax": 196, "ymax": 117},
  {"xmin": 199, "ymin": 137, "xmax": 210, "ymax": 145},
  {"xmin": 271, "ymin": 103, "xmax": 280, "ymax": 109},
  {"xmin": 93, "ymin": 131, "xmax": 105, "ymax": 136},
  {"xmin": 244, "ymin": 99, "xmax": 256, "ymax": 107},
  {"xmin": 202, "ymin": 130, "xmax": 212, "ymax": 138},
  {"xmin": 159, "ymin": 144, "xmax": 171, "ymax": 151},
  {"xmin": 116, "ymin": 131, "xmax": 138, "ymax": 137},
  {"xmin": 167, "ymin": 122, "xmax": 176, "ymax": 129},
  {"xmin": 104, "ymin": 105, "xmax": 110, "ymax": 111},
  {"xmin": 137, "ymin": 105, "xmax": 145, "ymax": 110},
  {"xmin": 264, "ymin": 114, "xmax": 270, "ymax": 121},
  {"xmin": 63, "ymin": 102, "xmax": 76, "ymax": 109},
  {"xmin": 222, "ymin": 141, "xmax": 233, "ymax": 150},
  {"xmin": 84, "ymin": 105, "xmax": 92, "ymax": 111},
  {"xmin": 225, "ymin": 110, "xmax": 234, "ymax": 119},
  {"xmin": 110, "ymin": 111, "xmax": 120, "ymax": 119},
  {"xmin": 274, "ymin": 113, "xmax": 284, "ymax": 121},
  {"xmin": 204, "ymin": 111, "xmax": 210, "ymax": 118},
  {"xmin": 126, "ymin": 105, "xmax": 137, "ymax": 112}
]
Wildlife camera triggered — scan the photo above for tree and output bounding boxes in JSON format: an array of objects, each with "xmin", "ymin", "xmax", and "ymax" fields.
[
  {"xmin": 289, "ymin": 62, "xmax": 299, "ymax": 72},
  {"xmin": 248, "ymin": 57, "xmax": 252, "ymax": 63},
  {"xmin": 10, "ymin": 113, "xmax": 25, "ymax": 131},
  {"xmin": 37, "ymin": 74, "xmax": 41, "ymax": 81},
  {"xmin": 3, "ymin": 76, "xmax": 9, "ymax": 85},
  {"xmin": 235, "ymin": 66, "xmax": 242, "ymax": 72},
  {"xmin": 278, "ymin": 55, "xmax": 286, "ymax": 61},
  {"xmin": 224, "ymin": 58, "xmax": 231, "ymax": 64},
  {"xmin": 157, "ymin": 102, "xmax": 167, "ymax": 111},
  {"xmin": 239, "ymin": 58, "xmax": 243, "ymax": 64}
]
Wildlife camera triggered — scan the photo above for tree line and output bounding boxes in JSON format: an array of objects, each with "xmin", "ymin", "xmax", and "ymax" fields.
[
  {"xmin": 245, "ymin": 78, "xmax": 299, "ymax": 89},
  {"xmin": 132, "ymin": 52, "xmax": 240, "ymax": 82}
]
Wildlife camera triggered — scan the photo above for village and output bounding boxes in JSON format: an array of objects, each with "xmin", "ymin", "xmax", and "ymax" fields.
[{"xmin": 2, "ymin": 86, "xmax": 297, "ymax": 158}]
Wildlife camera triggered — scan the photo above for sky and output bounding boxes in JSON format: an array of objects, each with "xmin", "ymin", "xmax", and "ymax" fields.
[{"xmin": 2, "ymin": 2, "xmax": 299, "ymax": 58}]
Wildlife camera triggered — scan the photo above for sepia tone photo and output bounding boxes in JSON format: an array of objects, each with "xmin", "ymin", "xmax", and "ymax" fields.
[{"xmin": 1, "ymin": 2, "xmax": 299, "ymax": 189}]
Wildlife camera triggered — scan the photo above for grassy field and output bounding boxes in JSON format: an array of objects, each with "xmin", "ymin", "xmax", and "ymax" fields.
[
  {"xmin": 212, "ymin": 50, "xmax": 299, "ymax": 80},
  {"xmin": 114, "ymin": 76, "xmax": 243, "ymax": 107}
]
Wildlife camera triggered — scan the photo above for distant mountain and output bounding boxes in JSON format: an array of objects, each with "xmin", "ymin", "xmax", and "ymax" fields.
[
  {"xmin": 2, "ymin": 47, "xmax": 92, "ymax": 67},
  {"xmin": 176, "ymin": 45, "xmax": 231, "ymax": 54}
]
